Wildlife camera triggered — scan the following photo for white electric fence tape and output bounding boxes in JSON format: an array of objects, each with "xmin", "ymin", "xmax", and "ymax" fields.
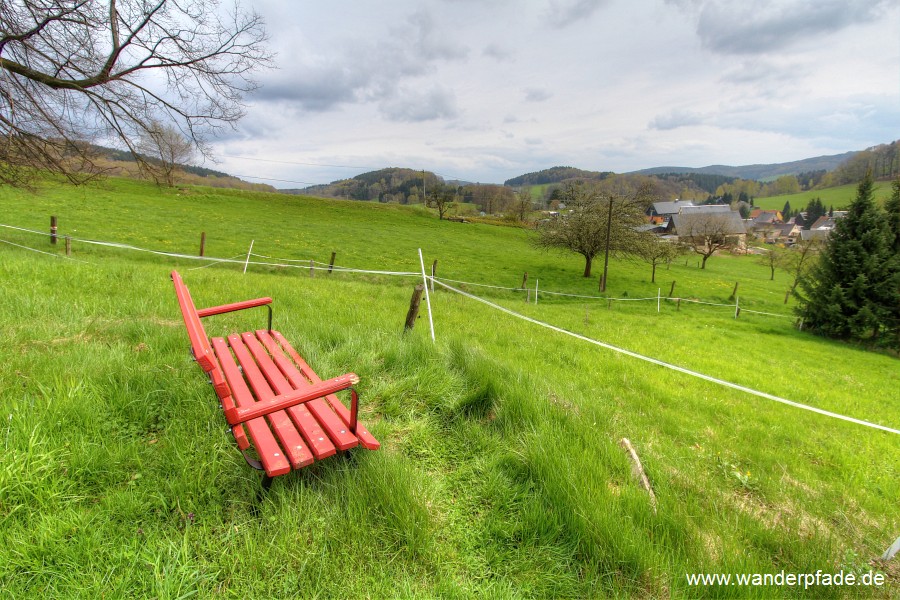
[{"xmin": 431, "ymin": 277, "xmax": 900, "ymax": 437}]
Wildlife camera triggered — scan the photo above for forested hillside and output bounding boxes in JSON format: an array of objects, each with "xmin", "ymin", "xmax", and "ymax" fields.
[{"xmin": 504, "ymin": 166, "xmax": 613, "ymax": 186}]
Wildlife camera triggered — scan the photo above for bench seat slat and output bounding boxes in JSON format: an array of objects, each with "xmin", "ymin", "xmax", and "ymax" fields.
[
  {"xmin": 246, "ymin": 332, "xmax": 359, "ymax": 452},
  {"xmin": 240, "ymin": 333, "xmax": 339, "ymax": 459},
  {"xmin": 211, "ymin": 337, "xmax": 291, "ymax": 477},
  {"xmin": 226, "ymin": 335, "xmax": 314, "ymax": 470},
  {"xmin": 269, "ymin": 331, "xmax": 381, "ymax": 451}
]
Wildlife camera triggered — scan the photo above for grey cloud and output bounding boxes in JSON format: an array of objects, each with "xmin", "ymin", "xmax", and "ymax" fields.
[
  {"xmin": 483, "ymin": 43, "xmax": 514, "ymax": 62},
  {"xmin": 649, "ymin": 94, "xmax": 900, "ymax": 146},
  {"xmin": 257, "ymin": 62, "xmax": 364, "ymax": 111},
  {"xmin": 405, "ymin": 11, "xmax": 469, "ymax": 62},
  {"xmin": 545, "ymin": 0, "xmax": 609, "ymax": 28},
  {"xmin": 524, "ymin": 88, "xmax": 553, "ymax": 102},
  {"xmin": 649, "ymin": 108, "xmax": 707, "ymax": 130},
  {"xmin": 254, "ymin": 9, "xmax": 468, "ymax": 116},
  {"xmin": 714, "ymin": 94, "xmax": 900, "ymax": 142},
  {"xmin": 718, "ymin": 59, "xmax": 798, "ymax": 86},
  {"xmin": 689, "ymin": 0, "xmax": 891, "ymax": 55},
  {"xmin": 380, "ymin": 86, "xmax": 460, "ymax": 122}
]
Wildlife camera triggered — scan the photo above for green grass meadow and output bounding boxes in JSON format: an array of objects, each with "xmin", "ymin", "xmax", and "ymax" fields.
[
  {"xmin": 1, "ymin": 177, "xmax": 898, "ymax": 598},
  {"xmin": 752, "ymin": 182, "xmax": 895, "ymax": 212}
]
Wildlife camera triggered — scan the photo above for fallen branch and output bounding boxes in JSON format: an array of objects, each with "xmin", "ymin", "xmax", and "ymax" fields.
[{"xmin": 619, "ymin": 437, "xmax": 658, "ymax": 514}]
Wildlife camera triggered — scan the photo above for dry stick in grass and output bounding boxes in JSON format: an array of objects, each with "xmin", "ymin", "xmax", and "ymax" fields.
[{"xmin": 619, "ymin": 438, "xmax": 658, "ymax": 514}]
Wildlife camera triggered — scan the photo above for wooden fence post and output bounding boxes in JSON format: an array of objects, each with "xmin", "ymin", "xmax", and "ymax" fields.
[
  {"xmin": 404, "ymin": 284, "xmax": 425, "ymax": 331},
  {"xmin": 669, "ymin": 280, "xmax": 676, "ymax": 297},
  {"xmin": 328, "ymin": 252, "xmax": 336, "ymax": 274},
  {"xmin": 199, "ymin": 232, "xmax": 206, "ymax": 257},
  {"xmin": 676, "ymin": 298, "xmax": 681, "ymax": 311},
  {"xmin": 729, "ymin": 281, "xmax": 740, "ymax": 302},
  {"xmin": 50, "ymin": 216, "xmax": 58, "ymax": 245},
  {"xmin": 309, "ymin": 260, "xmax": 314, "ymax": 277},
  {"xmin": 521, "ymin": 271, "xmax": 528, "ymax": 289}
]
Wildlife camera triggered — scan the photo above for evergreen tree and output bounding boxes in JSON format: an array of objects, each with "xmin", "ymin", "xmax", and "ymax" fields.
[
  {"xmin": 803, "ymin": 198, "xmax": 825, "ymax": 229},
  {"xmin": 885, "ymin": 177, "xmax": 900, "ymax": 253},
  {"xmin": 885, "ymin": 177, "xmax": 900, "ymax": 345},
  {"xmin": 798, "ymin": 172, "xmax": 900, "ymax": 347}
]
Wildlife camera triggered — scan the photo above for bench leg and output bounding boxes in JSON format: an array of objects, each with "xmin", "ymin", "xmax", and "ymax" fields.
[
  {"xmin": 350, "ymin": 388, "xmax": 359, "ymax": 435},
  {"xmin": 261, "ymin": 474, "xmax": 274, "ymax": 492}
]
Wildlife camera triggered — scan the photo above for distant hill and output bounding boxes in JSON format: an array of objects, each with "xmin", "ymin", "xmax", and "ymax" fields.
[
  {"xmin": 630, "ymin": 151, "xmax": 858, "ymax": 181},
  {"xmin": 282, "ymin": 167, "xmax": 436, "ymax": 202},
  {"xmin": 78, "ymin": 142, "xmax": 276, "ymax": 191},
  {"xmin": 504, "ymin": 166, "xmax": 613, "ymax": 187}
]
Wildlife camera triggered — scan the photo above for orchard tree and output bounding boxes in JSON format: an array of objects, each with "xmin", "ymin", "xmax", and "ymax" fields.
[
  {"xmin": 798, "ymin": 172, "xmax": 900, "ymax": 347},
  {"xmin": 513, "ymin": 188, "xmax": 533, "ymax": 222},
  {"xmin": 427, "ymin": 182, "xmax": 455, "ymax": 220},
  {"xmin": 0, "ymin": 0, "xmax": 271, "ymax": 187},
  {"xmin": 138, "ymin": 122, "xmax": 194, "ymax": 187},
  {"xmin": 534, "ymin": 181, "xmax": 647, "ymax": 278},
  {"xmin": 757, "ymin": 246, "xmax": 784, "ymax": 281},
  {"xmin": 634, "ymin": 235, "xmax": 682, "ymax": 283},
  {"xmin": 673, "ymin": 210, "xmax": 745, "ymax": 269},
  {"xmin": 782, "ymin": 235, "xmax": 823, "ymax": 303}
]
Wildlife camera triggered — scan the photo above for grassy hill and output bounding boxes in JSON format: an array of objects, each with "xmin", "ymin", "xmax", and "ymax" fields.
[
  {"xmin": 0, "ymin": 176, "xmax": 898, "ymax": 598},
  {"xmin": 752, "ymin": 181, "xmax": 895, "ymax": 212}
]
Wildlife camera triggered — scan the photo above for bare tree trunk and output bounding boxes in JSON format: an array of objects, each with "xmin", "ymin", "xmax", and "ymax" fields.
[{"xmin": 583, "ymin": 255, "xmax": 593, "ymax": 278}]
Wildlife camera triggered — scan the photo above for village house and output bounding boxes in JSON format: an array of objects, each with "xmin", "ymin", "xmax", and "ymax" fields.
[{"xmin": 665, "ymin": 205, "xmax": 748, "ymax": 251}]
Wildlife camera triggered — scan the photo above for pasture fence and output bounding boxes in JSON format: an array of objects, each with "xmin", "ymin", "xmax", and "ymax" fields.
[
  {"xmin": 1, "ymin": 220, "xmax": 796, "ymax": 322},
  {"xmin": 1, "ymin": 220, "xmax": 896, "ymax": 436}
]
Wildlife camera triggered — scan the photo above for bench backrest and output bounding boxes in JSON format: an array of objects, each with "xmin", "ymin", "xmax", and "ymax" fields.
[{"xmin": 171, "ymin": 270, "xmax": 219, "ymax": 373}]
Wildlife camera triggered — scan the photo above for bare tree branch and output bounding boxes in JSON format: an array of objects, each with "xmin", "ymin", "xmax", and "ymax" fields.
[{"xmin": 0, "ymin": 0, "xmax": 271, "ymax": 186}]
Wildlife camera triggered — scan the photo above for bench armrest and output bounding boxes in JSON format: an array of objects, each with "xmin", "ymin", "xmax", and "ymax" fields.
[
  {"xmin": 198, "ymin": 297, "xmax": 273, "ymax": 331},
  {"xmin": 223, "ymin": 373, "xmax": 360, "ymax": 426},
  {"xmin": 197, "ymin": 297, "xmax": 272, "ymax": 318}
]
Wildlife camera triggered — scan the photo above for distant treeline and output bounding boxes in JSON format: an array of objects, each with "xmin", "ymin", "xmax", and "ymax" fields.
[
  {"xmin": 830, "ymin": 141, "xmax": 899, "ymax": 184},
  {"xmin": 285, "ymin": 139, "xmax": 900, "ymax": 214}
]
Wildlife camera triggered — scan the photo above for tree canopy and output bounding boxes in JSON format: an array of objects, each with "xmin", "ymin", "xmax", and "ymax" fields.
[{"xmin": 533, "ymin": 181, "xmax": 648, "ymax": 279}]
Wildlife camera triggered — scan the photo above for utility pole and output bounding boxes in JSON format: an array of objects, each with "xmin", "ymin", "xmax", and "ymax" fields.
[{"xmin": 600, "ymin": 196, "xmax": 613, "ymax": 292}]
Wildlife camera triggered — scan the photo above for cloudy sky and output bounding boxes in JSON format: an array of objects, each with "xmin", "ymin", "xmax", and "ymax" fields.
[{"xmin": 212, "ymin": 0, "xmax": 900, "ymax": 187}]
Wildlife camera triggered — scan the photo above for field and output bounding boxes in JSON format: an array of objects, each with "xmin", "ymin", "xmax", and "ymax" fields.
[
  {"xmin": 1, "ymin": 177, "xmax": 898, "ymax": 598},
  {"xmin": 752, "ymin": 182, "xmax": 895, "ymax": 212}
]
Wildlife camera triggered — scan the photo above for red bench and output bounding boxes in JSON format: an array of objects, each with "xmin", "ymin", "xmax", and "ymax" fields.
[{"xmin": 170, "ymin": 270, "xmax": 379, "ymax": 485}]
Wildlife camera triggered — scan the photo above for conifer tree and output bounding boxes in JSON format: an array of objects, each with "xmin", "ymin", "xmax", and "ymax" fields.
[
  {"xmin": 798, "ymin": 172, "xmax": 900, "ymax": 346},
  {"xmin": 884, "ymin": 177, "xmax": 900, "ymax": 345},
  {"xmin": 886, "ymin": 177, "xmax": 900, "ymax": 253}
]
